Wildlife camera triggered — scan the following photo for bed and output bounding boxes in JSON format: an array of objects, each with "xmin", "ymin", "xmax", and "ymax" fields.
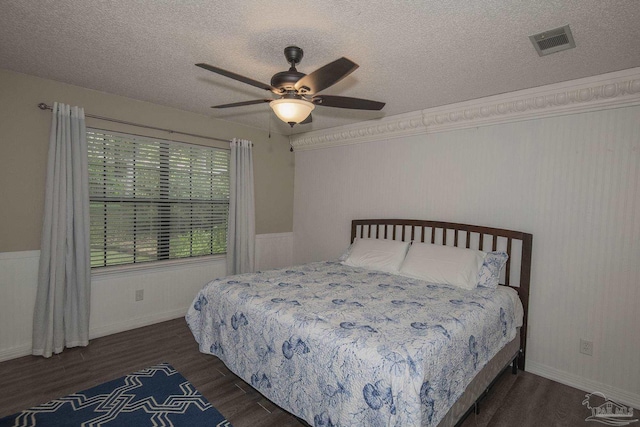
[{"xmin": 187, "ymin": 219, "xmax": 532, "ymax": 426}]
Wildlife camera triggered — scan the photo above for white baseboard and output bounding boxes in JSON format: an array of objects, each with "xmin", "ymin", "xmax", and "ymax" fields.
[
  {"xmin": 3, "ymin": 308, "xmax": 638, "ymax": 412},
  {"xmin": 527, "ymin": 360, "xmax": 640, "ymax": 409},
  {"xmin": 88, "ymin": 307, "xmax": 188, "ymax": 340},
  {"xmin": 0, "ymin": 344, "xmax": 32, "ymax": 363},
  {"xmin": 0, "ymin": 307, "xmax": 188, "ymax": 363}
]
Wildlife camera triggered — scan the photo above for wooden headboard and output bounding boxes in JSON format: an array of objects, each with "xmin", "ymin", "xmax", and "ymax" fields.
[{"xmin": 351, "ymin": 219, "xmax": 533, "ymax": 370}]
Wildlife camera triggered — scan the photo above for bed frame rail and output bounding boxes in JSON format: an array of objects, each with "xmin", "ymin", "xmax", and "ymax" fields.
[{"xmin": 351, "ymin": 219, "xmax": 532, "ymax": 370}]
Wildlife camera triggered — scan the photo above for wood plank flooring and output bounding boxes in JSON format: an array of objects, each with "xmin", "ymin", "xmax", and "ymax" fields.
[{"xmin": 0, "ymin": 318, "xmax": 599, "ymax": 426}]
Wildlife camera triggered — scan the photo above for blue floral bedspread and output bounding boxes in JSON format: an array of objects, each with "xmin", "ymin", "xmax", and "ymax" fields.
[{"xmin": 186, "ymin": 261, "xmax": 522, "ymax": 427}]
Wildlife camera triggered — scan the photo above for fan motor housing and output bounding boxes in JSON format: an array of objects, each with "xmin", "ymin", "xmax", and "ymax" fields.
[{"xmin": 271, "ymin": 70, "xmax": 306, "ymax": 91}]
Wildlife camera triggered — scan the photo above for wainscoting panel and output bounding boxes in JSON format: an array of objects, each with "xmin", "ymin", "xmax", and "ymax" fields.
[
  {"xmin": 0, "ymin": 232, "xmax": 293, "ymax": 362},
  {"xmin": 0, "ymin": 251, "xmax": 40, "ymax": 361},
  {"xmin": 255, "ymin": 232, "xmax": 294, "ymax": 271},
  {"xmin": 89, "ymin": 257, "xmax": 226, "ymax": 340},
  {"xmin": 0, "ymin": 252, "xmax": 226, "ymax": 362},
  {"xmin": 293, "ymin": 105, "xmax": 640, "ymax": 407}
]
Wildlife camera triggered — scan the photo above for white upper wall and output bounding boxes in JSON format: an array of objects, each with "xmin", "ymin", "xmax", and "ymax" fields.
[{"xmin": 292, "ymin": 71, "xmax": 640, "ymax": 406}]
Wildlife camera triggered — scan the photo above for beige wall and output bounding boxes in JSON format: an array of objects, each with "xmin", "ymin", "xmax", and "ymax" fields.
[{"xmin": 0, "ymin": 69, "xmax": 294, "ymax": 252}]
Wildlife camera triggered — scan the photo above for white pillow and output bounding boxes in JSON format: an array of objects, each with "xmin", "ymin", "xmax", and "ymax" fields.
[
  {"xmin": 399, "ymin": 243, "xmax": 486, "ymax": 290},
  {"xmin": 342, "ymin": 238, "xmax": 410, "ymax": 273},
  {"xmin": 338, "ymin": 243, "xmax": 353, "ymax": 262}
]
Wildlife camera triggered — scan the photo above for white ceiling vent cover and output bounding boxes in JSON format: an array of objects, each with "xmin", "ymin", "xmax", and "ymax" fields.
[{"xmin": 529, "ymin": 25, "xmax": 576, "ymax": 56}]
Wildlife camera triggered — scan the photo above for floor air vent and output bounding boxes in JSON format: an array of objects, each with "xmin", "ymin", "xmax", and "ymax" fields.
[{"xmin": 529, "ymin": 25, "xmax": 575, "ymax": 56}]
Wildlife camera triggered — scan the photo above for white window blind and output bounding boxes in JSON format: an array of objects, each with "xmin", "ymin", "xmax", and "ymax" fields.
[{"xmin": 87, "ymin": 129, "xmax": 229, "ymax": 268}]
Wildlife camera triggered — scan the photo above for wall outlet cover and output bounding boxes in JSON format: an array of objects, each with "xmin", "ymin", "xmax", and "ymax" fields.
[{"xmin": 580, "ymin": 339, "xmax": 593, "ymax": 356}]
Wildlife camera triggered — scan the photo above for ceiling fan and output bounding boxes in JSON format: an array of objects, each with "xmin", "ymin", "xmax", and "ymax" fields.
[{"xmin": 196, "ymin": 46, "xmax": 385, "ymax": 127}]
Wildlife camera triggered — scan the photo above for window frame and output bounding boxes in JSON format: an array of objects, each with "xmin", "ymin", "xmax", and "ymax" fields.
[{"xmin": 87, "ymin": 128, "xmax": 230, "ymax": 271}]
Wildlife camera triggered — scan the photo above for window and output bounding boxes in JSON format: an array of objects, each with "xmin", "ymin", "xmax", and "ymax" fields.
[{"xmin": 87, "ymin": 129, "xmax": 229, "ymax": 268}]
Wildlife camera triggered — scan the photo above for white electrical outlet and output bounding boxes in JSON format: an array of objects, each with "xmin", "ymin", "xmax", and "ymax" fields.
[
  {"xmin": 580, "ymin": 339, "xmax": 593, "ymax": 356},
  {"xmin": 135, "ymin": 289, "xmax": 144, "ymax": 302}
]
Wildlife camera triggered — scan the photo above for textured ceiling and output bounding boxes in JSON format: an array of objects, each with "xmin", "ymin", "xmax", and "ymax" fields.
[{"xmin": 2, "ymin": 1, "xmax": 639, "ymax": 136}]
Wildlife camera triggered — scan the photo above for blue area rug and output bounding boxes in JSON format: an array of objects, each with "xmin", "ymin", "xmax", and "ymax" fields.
[{"xmin": 0, "ymin": 362, "xmax": 232, "ymax": 427}]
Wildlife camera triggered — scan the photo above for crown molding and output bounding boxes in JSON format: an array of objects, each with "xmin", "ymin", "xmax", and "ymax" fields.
[
  {"xmin": 290, "ymin": 110, "xmax": 428, "ymax": 151},
  {"xmin": 290, "ymin": 67, "xmax": 640, "ymax": 151}
]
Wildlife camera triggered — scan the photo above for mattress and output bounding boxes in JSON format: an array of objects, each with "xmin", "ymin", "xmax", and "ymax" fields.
[
  {"xmin": 186, "ymin": 261, "xmax": 524, "ymax": 427},
  {"xmin": 436, "ymin": 329, "xmax": 520, "ymax": 426}
]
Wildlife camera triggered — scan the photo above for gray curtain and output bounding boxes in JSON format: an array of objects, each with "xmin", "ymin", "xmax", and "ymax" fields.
[
  {"xmin": 32, "ymin": 102, "xmax": 91, "ymax": 357},
  {"xmin": 226, "ymin": 138, "xmax": 255, "ymax": 275}
]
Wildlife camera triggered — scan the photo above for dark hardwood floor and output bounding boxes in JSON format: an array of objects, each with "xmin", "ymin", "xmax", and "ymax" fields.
[{"xmin": 0, "ymin": 318, "xmax": 598, "ymax": 426}]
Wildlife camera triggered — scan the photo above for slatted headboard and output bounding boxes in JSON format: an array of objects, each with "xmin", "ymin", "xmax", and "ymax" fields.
[{"xmin": 351, "ymin": 219, "xmax": 533, "ymax": 370}]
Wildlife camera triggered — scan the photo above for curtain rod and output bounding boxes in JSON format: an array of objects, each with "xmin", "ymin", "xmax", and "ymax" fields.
[{"xmin": 37, "ymin": 103, "xmax": 231, "ymax": 144}]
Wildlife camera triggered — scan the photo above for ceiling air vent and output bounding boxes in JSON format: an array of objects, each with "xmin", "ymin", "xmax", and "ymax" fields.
[{"xmin": 529, "ymin": 25, "xmax": 575, "ymax": 56}]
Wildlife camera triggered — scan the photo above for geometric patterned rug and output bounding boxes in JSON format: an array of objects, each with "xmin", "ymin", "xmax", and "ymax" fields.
[{"xmin": 0, "ymin": 363, "xmax": 232, "ymax": 427}]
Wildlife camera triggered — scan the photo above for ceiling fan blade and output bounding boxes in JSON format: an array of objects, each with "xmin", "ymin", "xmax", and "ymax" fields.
[
  {"xmin": 299, "ymin": 113, "xmax": 312, "ymax": 124},
  {"xmin": 294, "ymin": 57, "xmax": 358, "ymax": 95},
  {"xmin": 211, "ymin": 99, "xmax": 272, "ymax": 109},
  {"xmin": 196, "ymin": 63, "xmax": 279, "ymax": 93},
  {"xmin": 312, "ymin": 95, "xmax": 385, "ymax": 110}
]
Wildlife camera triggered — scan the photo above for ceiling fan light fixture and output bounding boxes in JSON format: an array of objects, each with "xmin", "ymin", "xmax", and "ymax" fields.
[
  {"xmin": 198, "ymin": 46, "xmax": 384, "ymax": 127},
  {"xmin": 270, "ymin": 98, "xmax": 315, "ymax": 126}
]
